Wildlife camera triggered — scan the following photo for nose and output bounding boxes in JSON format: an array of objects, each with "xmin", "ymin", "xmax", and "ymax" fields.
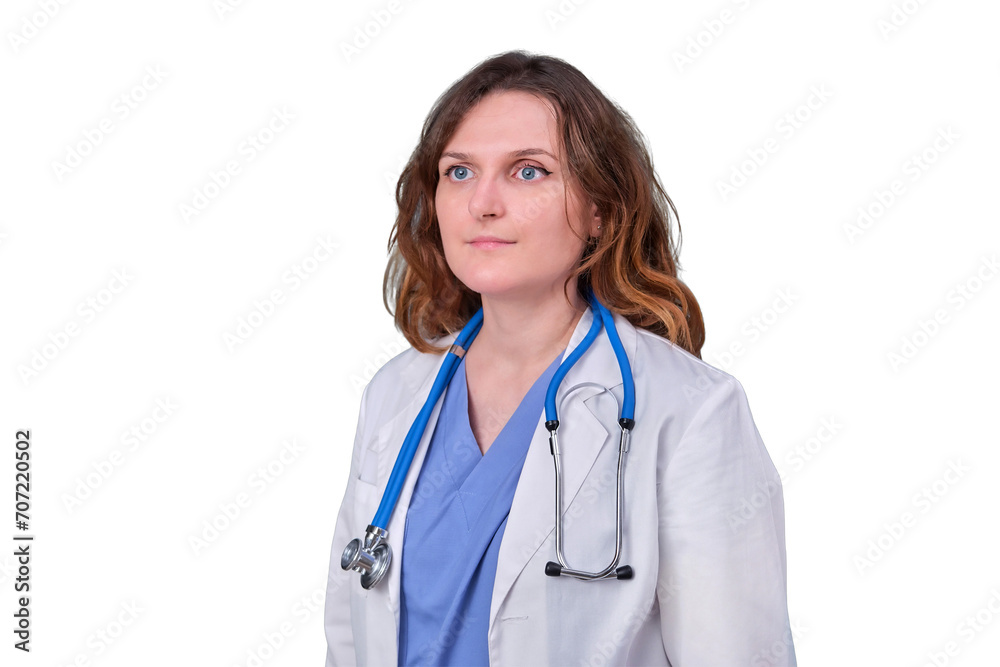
[{"xmin": 467, "ymin": 172, "xmax": 505, "ymax": 219}]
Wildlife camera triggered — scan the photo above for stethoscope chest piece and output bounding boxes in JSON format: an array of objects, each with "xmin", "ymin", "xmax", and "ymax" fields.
[{"xmin": 341, "ymin": 524, "xmax": 392, "ymax": 590}]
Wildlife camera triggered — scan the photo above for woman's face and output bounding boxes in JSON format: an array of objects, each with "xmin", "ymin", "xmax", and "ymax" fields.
[{"xmin": 435, "ymin": 90, "xmax": 599, "ymax": 305}]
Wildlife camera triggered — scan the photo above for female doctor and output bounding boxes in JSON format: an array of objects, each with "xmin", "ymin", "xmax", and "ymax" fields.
[{"xmin": 325, "ymin": 50, "xmax": 796, "ymax": 666}]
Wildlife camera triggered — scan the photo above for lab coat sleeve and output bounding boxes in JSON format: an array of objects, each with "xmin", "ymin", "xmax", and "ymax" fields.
[
  {"xmin": 324, "ymin": 383, "xmax": 371, "ymax": 667},
  {"xmin": 657, "ymin": 376, "xmax": 795, "ymax": 667}
]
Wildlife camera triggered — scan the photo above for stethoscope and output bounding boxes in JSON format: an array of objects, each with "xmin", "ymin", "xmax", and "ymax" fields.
[{"xmin": 341, "ymin": 288, "xmax": 636, "ymax": 589}]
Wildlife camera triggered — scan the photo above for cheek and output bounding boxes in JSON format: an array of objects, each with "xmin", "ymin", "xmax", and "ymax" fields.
[
  {"xmin": 513, "ymin": 182, "xmax": 564, "ymax": 225},
  {"xmin": 434, "ymin": 197, "xmax": 460, "ymax": 242},
  {"xmin": 530, "ymin": 208, "xmax": 586, "ymax": 250},
  {"xmin": 548, "ymin": 221, "xmax": 589, "ymax": 269}
]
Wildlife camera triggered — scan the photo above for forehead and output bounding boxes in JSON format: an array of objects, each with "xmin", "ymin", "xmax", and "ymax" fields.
[{"xmin": 442, "ymin": 91, "xmax": 561, "ymax": 157}]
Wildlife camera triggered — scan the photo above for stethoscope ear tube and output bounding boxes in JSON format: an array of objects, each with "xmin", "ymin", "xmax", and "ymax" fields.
[
  {"xmin": 544, "ymin": 297, "xmax": 602, "ymax": 423},
  {"xmin": 594, "ymin": 294, "xmax": 635, "ymax": 421},
  {"xmin": 544, "ymin": 289, "xmax": 636, "ymax": 581},
  {"xmin": 546, "ymin": 418, "xmax": 634, "ymax": 581}
]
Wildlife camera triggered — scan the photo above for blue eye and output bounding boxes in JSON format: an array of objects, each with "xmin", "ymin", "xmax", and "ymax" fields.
[
  {"xmin": 444, "ymin": 166, "xmax": 470, "ymax": 181},
  {"xmin": 516, "ymin": 163, "xmax": 551, "ymax": 181},
  {"xmin": 442, "ymin": 163, "xmax": 551, "ymax": 182}
]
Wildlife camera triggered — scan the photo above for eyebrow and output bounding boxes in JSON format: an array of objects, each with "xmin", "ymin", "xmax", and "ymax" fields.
[{"xmin": 439, "ymin": 148, "xmax": 557, "ymax": 163}]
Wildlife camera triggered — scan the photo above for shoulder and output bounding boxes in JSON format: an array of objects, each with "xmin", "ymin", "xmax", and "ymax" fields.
[
  {"xmin": 628, "ymin": 328, "xmax": 771, "ymax": 487},
  {"xmin": 626, "ymin": 323, "xmax": 762, "ymax": 456},
  {"xmin": 360, "ymin": 334, "xmax": 452, "ymax": 412},
  {"xmin": 631, "ymin": 324, "xmax": 745, "ymax": 406}
]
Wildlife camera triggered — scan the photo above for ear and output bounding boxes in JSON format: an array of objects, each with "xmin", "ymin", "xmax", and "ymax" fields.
[{"xmin": 588, "ymin": 202, "xmax": 602, "ymax": 238}]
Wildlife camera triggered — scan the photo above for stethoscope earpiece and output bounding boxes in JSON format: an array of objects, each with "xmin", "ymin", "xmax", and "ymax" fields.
[{"xmin": 545, "ymin": 561, "xmax": 634, "ymax": 580}]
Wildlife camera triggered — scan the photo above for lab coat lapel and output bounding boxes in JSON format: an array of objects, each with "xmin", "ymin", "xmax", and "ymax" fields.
[{"xmin": 489, "ymin": 308, "xmax": 637, "ymax": 630}]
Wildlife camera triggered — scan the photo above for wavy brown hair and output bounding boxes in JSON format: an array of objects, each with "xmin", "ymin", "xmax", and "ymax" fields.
[{"xmin": 383, "ymin": 50, "xmax": 705, "ymax": 358}]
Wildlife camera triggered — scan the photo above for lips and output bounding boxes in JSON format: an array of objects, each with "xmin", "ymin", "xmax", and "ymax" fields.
[{"xmin": 470, "ymin": 235, "xmax": 513, "ymax": 244}]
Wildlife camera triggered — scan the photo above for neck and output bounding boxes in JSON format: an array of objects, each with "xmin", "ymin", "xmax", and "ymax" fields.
[{"xmin": 468, "ymin": 284, "xmax": 588, "ymax": 369}]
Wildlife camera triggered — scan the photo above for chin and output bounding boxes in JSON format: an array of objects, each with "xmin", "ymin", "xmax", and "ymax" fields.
[
  {"xmin": 459, "ymin": 280, "xmax": 515, "ymax": 298},
  {"xmin": 452, "ymin": 266, "xmax": 511, "ymax": 292},
  {"xmin": 466, "ymin": 281, "xmax": 557, "ymax": 304}
]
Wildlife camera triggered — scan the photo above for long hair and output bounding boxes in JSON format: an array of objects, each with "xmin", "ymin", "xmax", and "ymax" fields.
[{"xmin": 383, "ymin": 50, "xmax": 705, "ymax": 358}]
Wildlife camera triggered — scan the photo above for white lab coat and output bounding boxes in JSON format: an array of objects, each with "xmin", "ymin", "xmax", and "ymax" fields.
[{"xmin": 324, "ymin": 307, "xmax": 796, "ymax": 666}]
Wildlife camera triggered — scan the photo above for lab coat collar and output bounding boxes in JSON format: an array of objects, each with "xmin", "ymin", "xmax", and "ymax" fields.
[{"xmin": 367, "ymin": 305, "xmax": 638, "ymax": 656}]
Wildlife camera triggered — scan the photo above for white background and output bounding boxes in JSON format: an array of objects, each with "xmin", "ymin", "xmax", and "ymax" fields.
[{"xmin": 1, "ymin": 0, "xmax": 998, "ymax": 665}]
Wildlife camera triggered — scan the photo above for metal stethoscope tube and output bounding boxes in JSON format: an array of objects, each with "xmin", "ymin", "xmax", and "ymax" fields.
[
  {"xmin": 543, "ymin": 423, "xmax": 633, "ymax": 581},
  {"xmin": 341, "ymin": 289, "xmax": 635, "ymax": 589}
]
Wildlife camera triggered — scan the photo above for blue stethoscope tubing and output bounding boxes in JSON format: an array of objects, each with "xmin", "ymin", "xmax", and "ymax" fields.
[
  {"xmin": 342, "ymin": 288, "xmax": 636, "ymax": 588},
  {"xmin": 545, "ymin": 292, "xmax": 634, "ymax": 425},
  {"xmin": 372, "ymin": 307, "xmax": 484, "ymax": 528}
]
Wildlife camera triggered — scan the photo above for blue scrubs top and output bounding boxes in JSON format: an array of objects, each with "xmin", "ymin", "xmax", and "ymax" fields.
[{"xmin": 398, "ymin": 350, "xmax": 564, "ymax": 666}]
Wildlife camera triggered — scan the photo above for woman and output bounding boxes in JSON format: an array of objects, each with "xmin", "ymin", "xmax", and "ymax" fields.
[{"xmin": 325, "ymin": 50, "xmax": 795, "ymax": 666}]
